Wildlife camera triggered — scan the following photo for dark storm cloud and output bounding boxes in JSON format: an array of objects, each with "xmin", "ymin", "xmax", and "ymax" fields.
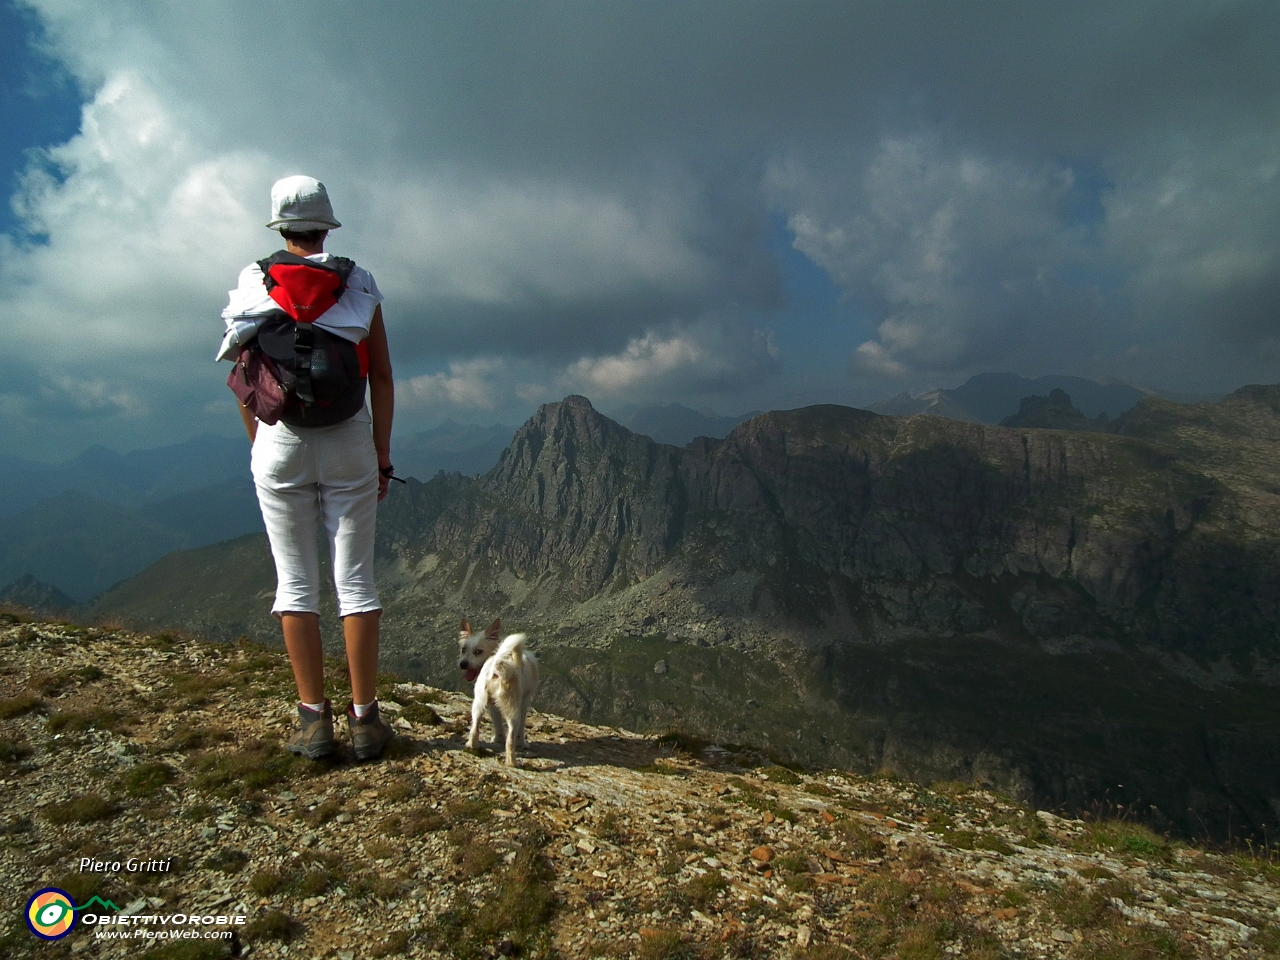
[{"xmin": 2, "ymin": 0, "xmax": 1279, "ymax": 457}]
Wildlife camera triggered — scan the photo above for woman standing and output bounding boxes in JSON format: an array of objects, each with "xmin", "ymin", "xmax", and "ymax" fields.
[{"xmin": 219, "ymin": 175, "xmax": 396, "ymax": 761}]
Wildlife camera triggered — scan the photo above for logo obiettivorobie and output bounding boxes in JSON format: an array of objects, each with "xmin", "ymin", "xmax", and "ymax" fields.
[{"xmin": 26, "ymin": 888, "xmax": 77, "ymax": 940}]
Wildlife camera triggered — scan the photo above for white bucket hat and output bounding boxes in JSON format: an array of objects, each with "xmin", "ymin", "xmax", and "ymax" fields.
[{"xmin": 266, "ymin": 175, "xmax": 341, "ymax": 231}]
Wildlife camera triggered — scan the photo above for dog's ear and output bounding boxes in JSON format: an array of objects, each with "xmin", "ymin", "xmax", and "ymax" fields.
[
  {"xmin": 486, "ymin": 618, "xmax": 501, "ymax": 639},
  {"xmin": 461, "ymin": 619, "xmax": 471, "ymax": 636}
]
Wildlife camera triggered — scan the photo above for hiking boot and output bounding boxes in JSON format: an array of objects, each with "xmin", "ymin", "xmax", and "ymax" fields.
[
  {"xmin": 347, "ymin": 701, "xmax": 394, "ymax": 761},
  {"xmin": 287, "ymin": 700, "xmax": 334, "ymax": 759}
]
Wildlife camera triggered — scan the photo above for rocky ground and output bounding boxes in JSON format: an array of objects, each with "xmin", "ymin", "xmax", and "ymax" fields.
[{"xmin": 2, "ymin": 610, "xmax": 1279, "ymax": 960}]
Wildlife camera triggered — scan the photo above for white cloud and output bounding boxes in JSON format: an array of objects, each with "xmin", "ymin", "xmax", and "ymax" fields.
[
  {"xmin": 566, "ymin": 332, "xmax": 706, "ymax": 392},
  {"xmin": 556, "ymin": 315, "xmax": 781, "ymax": 398},
  {"xmin": 776, "ymin": 134, "xmax": 1086, "ymax": 379},
  {"xmin": 1, "ymin": 70, "xmax": 271, "ymax": 363},
  {"xmin": 399, "ymin": 315, "xmax": 782, "ymax": 417},
  {"xmin": 401, "ymin": 358, "xmax": 507, "ymax": 411}
]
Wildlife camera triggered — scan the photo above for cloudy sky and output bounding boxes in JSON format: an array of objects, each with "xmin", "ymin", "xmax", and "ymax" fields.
[{"xmin": 1, "ymin": 0, "xmax": 1277, "ymax": 460}]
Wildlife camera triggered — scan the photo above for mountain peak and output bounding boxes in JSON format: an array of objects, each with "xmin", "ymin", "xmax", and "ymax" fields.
[
  {"xmin": 1000, "ymin": 389, "xmax": 1108, "ymax": 431},
  {"xmin": 0, "ymin": 573, "xmax": 76, "ymax": 613}
]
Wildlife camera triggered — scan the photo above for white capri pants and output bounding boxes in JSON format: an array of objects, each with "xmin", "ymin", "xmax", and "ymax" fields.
[{"xmin": 250, "ymin": 418, "xmax": 381, "ymax": 618}]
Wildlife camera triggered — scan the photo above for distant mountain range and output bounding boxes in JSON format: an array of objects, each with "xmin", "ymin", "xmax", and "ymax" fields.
[
  {"xmin": 0, "ymin": 381, "xmax": 1235, "ymax": 604},
  {"xmin": 609, "ymin": 403, "xmax": 761, "ymax": 446},
  {"xmin": 0, "ymin": 433, "xmax": 253, "ymax": 520},
  {"xmin": 870, "ymin": 372, "xmax": 1225, "ymax": 424},
  {"xmin": 0, "ymin": 421, "xmax": 520, "ymax": 603},
  {"xmin": 395, "ymin": 420, "xmax": 515, "ymax": 480},
  {"xmin": 0, "ymin": 435, "xmax": 263, "ymax": 602}
]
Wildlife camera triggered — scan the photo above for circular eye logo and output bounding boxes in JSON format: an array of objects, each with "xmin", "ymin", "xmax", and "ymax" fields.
[{"xmin": 26, "ymin": 888, "xmax": 77, "ymax": 940}]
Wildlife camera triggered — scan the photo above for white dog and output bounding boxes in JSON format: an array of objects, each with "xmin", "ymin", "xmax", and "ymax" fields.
[{"xmin": 459, "ymin": 619, "xmax": 538, "ymax": 766}]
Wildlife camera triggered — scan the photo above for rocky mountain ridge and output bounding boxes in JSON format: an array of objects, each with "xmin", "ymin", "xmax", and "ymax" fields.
[
  {"xmin": 89, "ymin": 389, "xmax": 1280, "ymax": 842},
  {"xmin": 374, "ymin": 387, "xmax": 1280, "ymax": 663}
]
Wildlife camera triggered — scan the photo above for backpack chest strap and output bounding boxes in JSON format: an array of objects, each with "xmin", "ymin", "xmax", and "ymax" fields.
[{"xmin": 293, "ymin": 322, "xmax": 316, "ymax": 403}]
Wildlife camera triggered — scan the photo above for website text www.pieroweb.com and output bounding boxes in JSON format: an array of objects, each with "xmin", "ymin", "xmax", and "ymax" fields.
[{"xmin": 25, "ymin": 883, "xmax": 246, "ymax": 943}]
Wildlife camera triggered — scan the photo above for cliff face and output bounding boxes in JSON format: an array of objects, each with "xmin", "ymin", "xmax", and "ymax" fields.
[
  {"xmin": 92, "ymin": 390, "xmax": 1280, "ymax": 841},
  {"xmin": 380, "ymin": 391, "xmax": 1278, "ymax": 663}
]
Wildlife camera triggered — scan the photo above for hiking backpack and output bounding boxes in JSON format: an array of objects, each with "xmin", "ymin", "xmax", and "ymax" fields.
[{"xmin": 229, "ymin": 251, "xmax": 369, "ymax": 427}]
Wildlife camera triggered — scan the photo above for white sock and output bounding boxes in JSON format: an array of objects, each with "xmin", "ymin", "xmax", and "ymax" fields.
[
  {"xmin": 352, "ymin": 700, "xmax": 375, "ymax": 718},
  {"xmin": 300, "ymin": 700, "xmax": 326, "ymax": 713}
]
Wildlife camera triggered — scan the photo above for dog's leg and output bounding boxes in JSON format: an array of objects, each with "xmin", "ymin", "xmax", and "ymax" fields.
[
  {"xmin": 516, "ymin": 707, "xmax": 527, "ymax": 747},
  {"xmin": 467, "ymin": 690, "xmax": 486, "ymax": 752},
  {"xmin": 509, "ymin": 702, "xmax": 524, "ymax": 748},
  {"xmin": 488, "ymin": 702, "xmax": 505, "ymax": 749},
  {"xmin": 520, "ymin": 661, "xmax": 538, "ymax": 747},
  {"xmin": 504, "ymin": 713, "xmax": 517, "ymax": 766},
  {"xmin": 517, "ymin": 673, "xmax": 536, "ymax": 746}
]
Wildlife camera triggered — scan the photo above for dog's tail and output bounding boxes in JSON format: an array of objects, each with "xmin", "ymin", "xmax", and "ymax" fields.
[{"xmin": 494, "ymin": 633, "xmax": 527, "ymax": 682}]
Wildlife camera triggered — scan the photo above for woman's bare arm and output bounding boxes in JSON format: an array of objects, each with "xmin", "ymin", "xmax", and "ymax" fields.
[{"xmin": 366, "ymin": 304, "xmax": 395, "ymax": 500}]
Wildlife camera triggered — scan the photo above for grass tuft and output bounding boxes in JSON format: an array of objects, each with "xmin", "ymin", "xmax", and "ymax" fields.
[
  {"xmin": 1047, "ymin": 879, "xmax": 1115, "ymax": 930},
  {"xmin": 896, "ymin": 923, "xmax": 942, "ymax": 960},
  {"xmin": 48, "ymin": 871, "xmax": 106, "ymax": 908},
  {"xmin": 449, "ymin": 825, "xmax": 501, "ymax": 877},
  {"xmin": 365, "ymin": 839, "xmax": 396, "ymax": 861},
  {"xmin": 637, "ymin": 927, "xmax": 696, "ymax": 960},
  {"xmin": 470, "ymin": 823, "xmax": 558, "ymax": 945},
  {"xmin": 835, "ymin": 817, "xmax": 886, "ymax": 857},
  {"xmin": 243, "ymin": 910, "xmax": 301, "ymax": 943},
  {"xmin": 382, "ymin": 805, "xmax": 446, "ymax": 837},
  {"xmin": 793, "ymin": 946, "xmax": 857, "ymax": 960},
  {"xmin": 0, "ymin": 692, "xmax": 43, "ymax": 719},
  {"xmin": 47, "ymin": 707, "xmax": 128, "ymax": 733},
  {"xmin": 205, "ymin": 849, "xmax": 250, "ymax": 874},
  {"xmin": 371, "ymin": 930, "xmax": 411, "ymax": 957},
  {"xmin": 760, "ymin": 764, "xmax": 802, "ymax": 785},
  {"xmin": 43, "ymin": 792, "xmax": 121, "ymax": 824},
  {"xmin": 297, "ymin": 867, "xmax": 335, "ymax": 896},
  {"xmin": 0, "ymin": 737, "xmax": 33, "ymax": 763},
  {"xmin": 120, "ymin": 761, "xmax": 176, "ymax": 797},
  {"xmin": 163, "ymin": 672, "xmax": 234, "ymax": 709},
  {"xmin": 189, "ymin": 739, "xmax": 320, "ymax": 796},
  {"xmin": 381, "ymin": 776, "xmax": 420, "ymax": 802},
  {"xmin": 304, "ymin": 798, "xmax": 342, "ymax": 826},
  {"xmin": 1077, "ymin": 924, "xmax": 1196, "ymax": 959},
  {"xmin": 1079, "ymin": 820, "xmax": 1171, "ymax": 859},
  {"xmin": 656, "ymin": 731, "xmax": 713, "ymax": 755},
  {"xmin": 139, "ymin": 941, "xmax": 231, "ymax": 960},
  {"xmin": 164, "ymin": 726, "xmax": 235, "ymax": 752},
  {"xmin": 250, "ymin": 868, "xmax": 290, "ymax": 896},
  {"xmin": 597, "ymin": 809, "xmax": 628, "ymax": 844},
  {"xmin": 445, "ymin": 797, "xmax": 493, "ymax": 824},
  {"xmin": 680, "ymin": 870, "xmax": 728, "ymax": 907},
  {"xmin": 398, "ymin": 701, "xmax": 443, "ymax": 726}
]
